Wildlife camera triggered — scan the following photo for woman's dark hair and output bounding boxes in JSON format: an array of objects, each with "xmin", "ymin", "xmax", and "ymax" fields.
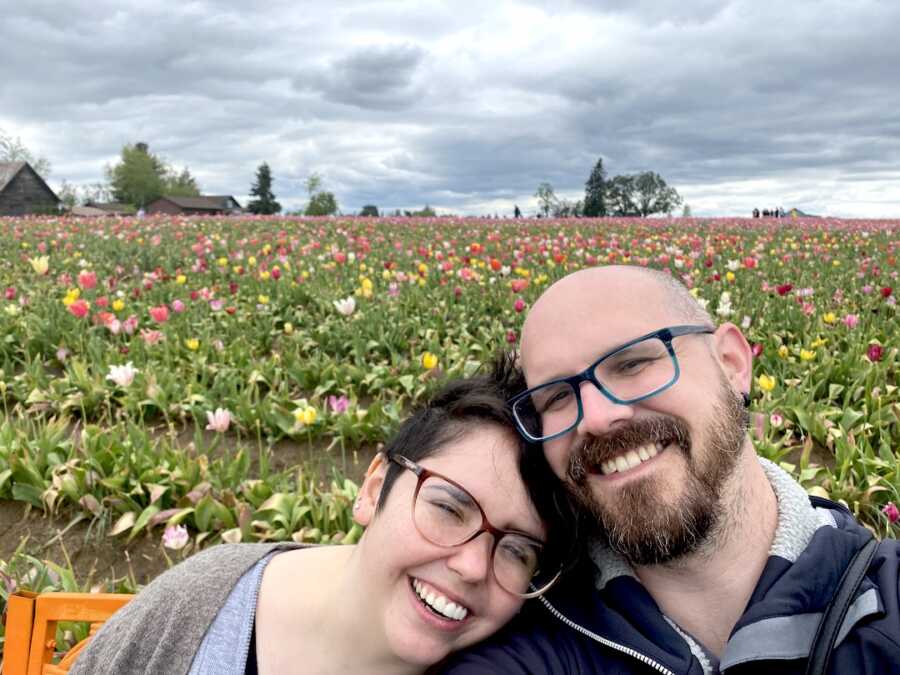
[{"xmin": 377, "ymin": 351, "xmax": 578, "ymax": 570}]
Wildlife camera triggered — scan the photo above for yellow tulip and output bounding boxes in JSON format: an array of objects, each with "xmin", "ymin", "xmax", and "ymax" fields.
[
  {"xmin": 294, "ymin": 406, "xmax": 317, "ymax": 426},
  {"xmin": 757, "ymin": 374, "xmax": 776, "ymax": 392},
  {"xmin": 258, "ymin": 295, "xmax": 269, "ymax": 305},
  {"xmin": 112, "ymin": 299, "xmax": 125, "ymax": 312},
  {"xmin": 725, "ymin": 271, "xmax": 735, "ymax": 282},
  {"xmin": 800, "ymin": 349, "xmax": 816, "ymax": 361},
  {"xmin": 778, "ymin": 345, "xmax": 789, "ymax": 359},
  {"xmin": 823, "ymin": 312, "xmax": 836, "ymax": 324},
  {"xmin": 422, "ymin": 352, "xmax": 438, "ymax": 370},
  {"xmin": 185, "ymin": 338, "xmax": 200, "ymax": 351},
  {"xmin": 248, "ymin": 256, "xmax": 257, "ymax": 267},
  {"xmin": 175, "ymin": 274, "xmax": 187, "ymax": 285}
]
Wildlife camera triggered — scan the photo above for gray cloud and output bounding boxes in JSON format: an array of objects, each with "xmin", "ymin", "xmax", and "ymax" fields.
[{"xmin": 1, "ymin": 0, "xmax": 899, "ymax": 217}]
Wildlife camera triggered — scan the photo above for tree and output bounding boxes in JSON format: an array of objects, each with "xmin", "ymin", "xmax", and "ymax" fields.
[
  {"xmin": 302, "ymin": 172, "xmax": 338, "ymax": 216},
  {"xmin": 165, "ymin": 167, "xmax": 201, "ymax": 197},
  {"xmin": 0, "ymin": 128, "xmax": 51, "ymax": 178},
  {"xmin": 106, "ymin": 142, "xmax": 199, "ymax": 207},
  {"xmin": 633, "ymin": 171, "xmax": 682, "ymax": 216},
  {"xmin": 605, "ymin": 175, "xmax": 639, "ymax": 216},
  {"xmin": 57, "ymin": 181, "xmax": 79, "ymax": 210},
  {"xmin": 247, "ymin": 163, "xmax": 281, "ymax": 215},
  {"xmin": 360, "ymin": 205, "xmax": 379, "ymax": 217},
  {"xmin": 583, "ymin": 158, "xmax": 607, "ymax": 217},
  {"xmin": 534, "ymin": 182, "xmax": 557, "ymax": 217},
  {"xmin": 404, "ymin": 205, "xmax": 436, "ymax": 217},
  {"xmin": 305, "ymin": 192, "xmax": 338, "ymax": 216},
  {"xmin": 553, "ymin": 198, "xmax": 583, "ymax": 218},
  {"xmin": 682, "ymin": 204, "xmax": 692, "ymax": 217}
]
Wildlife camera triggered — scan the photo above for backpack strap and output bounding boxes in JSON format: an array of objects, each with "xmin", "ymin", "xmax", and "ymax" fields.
[{"xmin": 805, "ymin": 536, "xmax": 878, "ymax": 675}]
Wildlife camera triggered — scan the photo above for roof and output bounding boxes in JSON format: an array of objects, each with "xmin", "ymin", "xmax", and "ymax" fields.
[
  {"xmin": 0, "ymin": 161, "xmax": 27, "ymax": 193},
  {"xmin": 156, "ymin": 195, "xmax": 242, "ymax": 210},
  {"xmin": 0, "ymin": 161, "xmax": 59, "ymax": 203}
]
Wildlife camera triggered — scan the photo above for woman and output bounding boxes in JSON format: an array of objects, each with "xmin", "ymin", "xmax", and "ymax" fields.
[{"xmin": 71, "ymin": 355, "xmax": 574, "ymax": 675}]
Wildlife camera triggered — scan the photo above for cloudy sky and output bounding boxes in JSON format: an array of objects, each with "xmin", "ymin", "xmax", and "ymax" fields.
[{"xmin": 3, "ymin": 0, "xmax": 899, "ymax": 217}]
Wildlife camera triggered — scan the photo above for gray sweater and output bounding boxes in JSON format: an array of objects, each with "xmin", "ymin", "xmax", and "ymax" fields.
[{"xmin": 70, "ymin": 542, "xmax": 304, "ymax": 675}]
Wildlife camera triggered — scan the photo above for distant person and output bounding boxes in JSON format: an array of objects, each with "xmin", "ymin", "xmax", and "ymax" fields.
[
  {"xmin": 136, "ymin": 207, "xmax": 146, "ymax": 219},
  {"xmin": 514, "ymin": 205, "xmax": 522, "ymax": 219},
  {"xmin": 752, "ymin": 208, "xmax": 760, "ymax": 218},
  {"xmin": 72, "ymin": 357, "xmax": 574, "ymax": 675},
  {"xmin": 762, "ymin": 208, "xmax": 770, "ymax": 217}
]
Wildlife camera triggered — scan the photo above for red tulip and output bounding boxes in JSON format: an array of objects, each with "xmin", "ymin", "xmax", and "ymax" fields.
[
  {"xmin": 881, "ymin": 287, "xmax": 893, "ymax": 299},
  {"xmin": 867, "ymin": 344, "xmax": 883, "ymax": 362},
  {"xmin": 514, "ymin": 298, "xmax": 526, "ymax": 313}
]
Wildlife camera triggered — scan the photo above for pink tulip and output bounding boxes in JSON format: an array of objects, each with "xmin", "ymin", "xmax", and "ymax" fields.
[
  {"xmin": 843, "ymin": 314, "xmax": 859, "ymax": 329},
  {"xmin": 78, "ymin": 270, "xmax": 97, "ymax": 290},
  {"xmin": 867, "ymin": 344, "xmax": 883, "ymax": 362},
  {"xmin": 162, "ymin": 524, "xmax": 189, "ymax": 550},
  {"xmin": 327, "ymin": 395, "xmax": 350, "ymax": 414},
  {"xmin": 205, "ymin": 408, "xmax": 232, "ymax": 433},
  {"xmin": 149, "ymin": 305, "xmax": 169, "ymax": 323},
  {"xmin": 171, "ymin": 299, "xmax": 186, "ymax": 313},
  {"xmin": 68, "ymin": 299, "xmax": 90, "ymax": 318},
  {"xmin": 883, "ymin": 502, "xmax": 899, "ymax": 524},
  {"xmin": 514, "ymin": 298, "xmax": 526, "ymax": 313}
]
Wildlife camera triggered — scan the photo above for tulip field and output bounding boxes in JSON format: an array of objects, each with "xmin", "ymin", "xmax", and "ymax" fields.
[{"xmin": 0, "ymin": 214, "xmax": 898, "ymax": 624}]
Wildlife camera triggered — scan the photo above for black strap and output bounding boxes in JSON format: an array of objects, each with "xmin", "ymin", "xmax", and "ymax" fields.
[{"xmin": 805, "ymin": 536, "xmax": 879, "ymax": 675}]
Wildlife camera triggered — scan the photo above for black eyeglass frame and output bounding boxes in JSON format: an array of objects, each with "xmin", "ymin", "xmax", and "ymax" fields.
[
  {"xmin": 509, "ymin": 324, "xmax": 715, "ymax": 442},
  {"xmin": 390, "ymin": 454, "xmax": 561, "ymax": 598}
]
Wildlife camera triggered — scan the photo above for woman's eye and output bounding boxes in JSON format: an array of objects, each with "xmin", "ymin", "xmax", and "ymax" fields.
[{"xmin": 430, "ymin": 500, "xmax": 465, "ymax": 521}]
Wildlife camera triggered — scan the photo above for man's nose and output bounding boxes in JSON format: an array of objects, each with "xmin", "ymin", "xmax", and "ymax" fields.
[
  {"xmin": 446, "ymin": 533, "xmax": 493, "ymax": 584},
  {"xmin": 576, "ymin": 380, "xmax": 635, "ymax": 434}
]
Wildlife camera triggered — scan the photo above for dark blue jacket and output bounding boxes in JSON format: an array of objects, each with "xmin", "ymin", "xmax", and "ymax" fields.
[{"xmin": 441, "ymin": 499, "xmax": 900, "ymax": 674}]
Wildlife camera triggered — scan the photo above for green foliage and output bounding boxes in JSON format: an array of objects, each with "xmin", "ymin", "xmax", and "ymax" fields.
[
  {"xmin": 305, "ymin": 192, "xmax": 338, "ymax": 216},
  {"xmin": 106, "ymin": 142, "xmax": 200, "ymax": 208},
  {"xmin": 583, "ymin": 157, "xmax": 608, "ymax": 217},
  {"xmin": 604, "ymin": 171, "xmax": 682, "ymax": 217},
  {"xmin": 360, "ymin": 205, "xmax": 380, "ymax": 217},
  {"xmin": 247, "ymin": 163, "xmax": 281, "ymax": 215},
  {"xmin": 404, "ymin": 205, "xmax": 436, "ymax": 217},
  {"xmin": 165, "ymin": 168, "xmax": 201, "ymax": 198}
]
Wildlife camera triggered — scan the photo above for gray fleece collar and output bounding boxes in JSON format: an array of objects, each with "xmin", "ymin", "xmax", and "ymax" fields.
[{"xmin": 589, "ymin": 456, "xmax": 836, "ymax": 591}]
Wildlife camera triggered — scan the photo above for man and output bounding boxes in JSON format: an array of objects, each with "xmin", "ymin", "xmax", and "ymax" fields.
[{"xmin": 442, "ymin": 265, "xmax": 899, "ymax": 674}]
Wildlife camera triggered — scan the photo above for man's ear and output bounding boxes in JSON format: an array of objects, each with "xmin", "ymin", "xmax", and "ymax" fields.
[
  {"xmin": 355, "ymin": 453, "xmax": 388, "ymax": 527},
  {"xmin": 712, "ymin": 322, "xmax": 753, "ymax": 394}
]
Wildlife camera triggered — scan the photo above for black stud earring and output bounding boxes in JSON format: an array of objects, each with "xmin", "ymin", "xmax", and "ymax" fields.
[{"xmin": 742, "ymin": 392, "xmax": 751, "ymax": 408}]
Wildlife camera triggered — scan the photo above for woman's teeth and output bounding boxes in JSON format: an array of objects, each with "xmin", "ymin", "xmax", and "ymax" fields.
[
  {"xmin": 599, "ymin": 442, "xmax": 663, "ymax": 476},
  {"xmin": 413, "ymin": 579, "xmax": 469, "ymax": 621}
]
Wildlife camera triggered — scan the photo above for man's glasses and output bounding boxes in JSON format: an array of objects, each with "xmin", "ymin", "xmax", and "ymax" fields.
[
  {"xmin": 391, "ymin": 455, "xmax": 561, "ymax": 598},
  {"xmin": 510, "ymin": 325, "xmax": 715, "ymax": 442}
]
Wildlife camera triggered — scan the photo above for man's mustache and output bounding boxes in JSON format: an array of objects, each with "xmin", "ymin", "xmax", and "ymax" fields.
[{"xmin": 567, "ymin": 416, "xmax": 691, "ymax": 484}]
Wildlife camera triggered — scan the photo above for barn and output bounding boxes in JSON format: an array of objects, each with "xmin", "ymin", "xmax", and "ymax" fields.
[
  {"xmin": 146, "ymin": 195, "xmax": 242, "ymax": 216},
  {"xmin": 0, "ymin": 162, "xmax": 60, "ymax": 216}
]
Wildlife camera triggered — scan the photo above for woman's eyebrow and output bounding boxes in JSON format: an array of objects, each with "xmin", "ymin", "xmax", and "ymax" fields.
[{"xmin": 424, "ymin": 481, "xmax": 475, "ymax": 507}]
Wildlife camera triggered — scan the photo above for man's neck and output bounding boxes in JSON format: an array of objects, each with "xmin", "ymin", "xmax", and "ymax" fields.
[{"xmin": 634, "ymin": 448, "xmax": 778, "ymax": 658}]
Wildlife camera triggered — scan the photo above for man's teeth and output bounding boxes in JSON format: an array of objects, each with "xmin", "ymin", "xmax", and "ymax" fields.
[
  {"xmin": 600, "ymin": 442, "xmax": 663, "ymax": 476},
  {"xmin": 413, "ymin": 579, "xmax": 469, "ymax": 621}
]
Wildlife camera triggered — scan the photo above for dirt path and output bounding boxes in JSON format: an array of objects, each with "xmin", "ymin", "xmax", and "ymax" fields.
[{"xmin": 0, "ymin": 501, "xmax": 169, "ymax": 588}]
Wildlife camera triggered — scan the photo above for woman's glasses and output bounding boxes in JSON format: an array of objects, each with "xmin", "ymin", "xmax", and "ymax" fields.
[{"xmin": 391, "ymin": 455, "xmax": 561, "ymax": 598}]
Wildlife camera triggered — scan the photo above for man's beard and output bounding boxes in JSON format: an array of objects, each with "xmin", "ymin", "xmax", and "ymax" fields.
[{"xmin": 565, "ymin": 378, "xmax": 749, "ymax": 566}]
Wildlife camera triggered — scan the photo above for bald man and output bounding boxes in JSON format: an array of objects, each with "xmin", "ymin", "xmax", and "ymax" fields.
[{"xmin": 443, "ymin": 266, "xmax": 900, "ymax": 674}]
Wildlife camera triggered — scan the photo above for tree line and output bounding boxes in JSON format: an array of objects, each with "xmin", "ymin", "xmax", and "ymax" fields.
[{"xmin": 533, "ymin": 158, "xmax": 683, "ymax": 218}]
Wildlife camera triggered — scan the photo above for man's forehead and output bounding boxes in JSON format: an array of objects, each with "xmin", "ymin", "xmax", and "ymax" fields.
[{"xmin": 521, "ymin": 268, "xmax": 672, "ymax": 381}]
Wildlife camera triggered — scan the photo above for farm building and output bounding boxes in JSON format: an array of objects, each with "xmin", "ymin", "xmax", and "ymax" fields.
[
  {"xmin": 0, "ymin": 161, "xmax": 60, "ymax": 216},
  {"xmin": 146, "ymin": 195, "xmax": 243, "ymax": 215}
]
